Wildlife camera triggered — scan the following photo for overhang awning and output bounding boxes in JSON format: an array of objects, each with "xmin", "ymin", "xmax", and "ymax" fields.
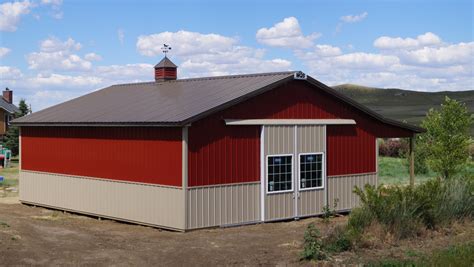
[{"xmin": 224, "ymin": 119, "xmax": 356, "ymax": 126}]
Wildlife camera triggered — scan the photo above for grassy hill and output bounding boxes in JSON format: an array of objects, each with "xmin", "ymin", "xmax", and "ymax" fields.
[{"xmin": 332, "ymin": 84, "xmax": 474, "ymax": 135}]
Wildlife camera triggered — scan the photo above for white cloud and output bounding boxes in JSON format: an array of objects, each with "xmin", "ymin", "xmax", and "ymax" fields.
[
  {"xmin": 137, "ymin": 30, "xmax": 237, "ymax": 57},
  {"xmin": 40, "ymin": 37, "xmax": 81, "ymax": 52},
  {"xmin": 374, "ymin": 32, "xmax": 442, "ymax": 50},
  {"xmin": 0, "ymin": 0, "xmax": 63, "ymax": 32},
  {"xmin": 137, "ymin": 30, "xmax": 292, "ymax": 77},
  {"xmin": 0, "ymin": 66, "xmax": 23, "ymax": 80},
  {"xmin": 84, "ymin": 53, "xmax": 102, "ymax": 61},
  {"xmin": 0, "ymin": 47, "xmax": 11, "ymax": 58},
  {"xmin": 40, "ymin": 0, "xmax": 62, "ymax": 19},
  {"xmin": 95, "ymin": 64, "xmax": 153, "ymax": 80},
  {"xmin": 332, "ymin": 53, "xmax": 400, "ymax": 69},
  {"xmin": 340, "ymin": 12, "xmax": 368, "ymax": 23},
  {"xmin": 298, "ymin": 31, "xmax": 472, "ymax": 91},
  {"xmin": 117, "ymin": 29, "xmax": 125, "ymax": 45},
  {"xmin": 256, "ymin": 17, "xmax": 321, "ymax": 49},
  {"xmin": 0, "ymin": 0, "xmax": 32, "ymax": 32},
  {"xmin": 41, "ymin": 0, "xmax": 62, "ymax": 5},
  {"xmin": 336, "ymin": 12, "xmax": 368, "ymax": 33},
  {"xmin": 27, "ymin": 37, "xmax": 92, "ymax": 71},
  {"xmin": 398, "ymin": 42, "xmax": 474, "ymax": 66},
  {"xmin": 297, "ymin": 44, "xmax": 342, "ymax": 59}
]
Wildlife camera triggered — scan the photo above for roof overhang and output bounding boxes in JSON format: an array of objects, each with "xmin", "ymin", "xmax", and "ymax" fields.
[
  {"xmin": 225, "ymin": 119, "xmax": 356, "ymax": 126},
  {"xmin": 12, "ymin": 122, "xmax": 187, "ymax": 127}
]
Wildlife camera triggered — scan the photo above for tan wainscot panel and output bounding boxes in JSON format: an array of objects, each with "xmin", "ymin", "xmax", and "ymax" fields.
[
  {"xmin": 297, "ymin": 125, "xmax": 326, "ymax": 217},
  {"xmin": 186, "ymin": 182, "xmax": 260, "ymax": 229},
  {"xmin": 264, "ymin": 125, "xmax": 295, "ymax": 221},
  {"xmin": 20, "ymin": 171, "xmax": 185, "ymax": 230},
  {"xmin": 327, "ymin": 172, "xmax": 378, "ymax": 211}
]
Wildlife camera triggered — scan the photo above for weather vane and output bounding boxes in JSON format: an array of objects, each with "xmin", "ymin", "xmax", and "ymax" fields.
[{"xmin": 161, "ymin": 44, "xmax": 172, "ymax": 57}]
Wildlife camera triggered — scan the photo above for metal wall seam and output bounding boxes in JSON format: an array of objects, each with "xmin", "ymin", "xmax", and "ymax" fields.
[
  {"xmin": 260, "ymin": 125, "xmax": 265, "ymax": 221},
  {"xmin": 182, "ymin": 126, "xmax": 188, "ymax": 229}
]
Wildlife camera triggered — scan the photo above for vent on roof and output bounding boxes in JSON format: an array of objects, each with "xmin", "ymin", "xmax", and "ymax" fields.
[
  {"xmin": 154, "ymin": 44, "xmax": 177, "ymax": 82},
  {"xmin": 294, "ymin": 71, "xmax": 307, "ymax": 80}
]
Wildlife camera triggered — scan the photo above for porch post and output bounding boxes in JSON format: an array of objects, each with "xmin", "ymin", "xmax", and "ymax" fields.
[{"xmin": 409, "ymin": 136, "xmax": 415, "ymax": 186}]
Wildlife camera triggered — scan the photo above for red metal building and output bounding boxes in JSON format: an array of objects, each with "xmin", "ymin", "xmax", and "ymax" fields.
[{"xmin": 14, "ymin": 57, "xmax": 423, "ymax": 231}]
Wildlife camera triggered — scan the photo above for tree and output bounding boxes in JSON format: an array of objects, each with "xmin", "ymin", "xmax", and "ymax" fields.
[
  {"xmin": 2, "ymin": 99, "xmax": 30, "ymax": 156},
  {"xmin": 420, "ymin": 97, "xmax": 472, "ymax": 179}
]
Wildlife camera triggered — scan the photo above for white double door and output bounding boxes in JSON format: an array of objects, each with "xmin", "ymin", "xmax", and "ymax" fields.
[{"xmin": 261, "ymin": 125, "xmax": 326, "ymax": 221}]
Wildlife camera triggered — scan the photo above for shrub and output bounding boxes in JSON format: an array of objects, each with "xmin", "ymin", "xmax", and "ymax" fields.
[
  {"xmin": 350, "ymin": 177, "xmax": 474, "ymax": 239},
  {"xmin": 322, "ymin": 198, "xmax": 339, "ymax": 223},
  {"xmin": 300, "ymin": 223, "xmax": 327, "ymax": 261},
  {"xmin": 379, "ymin": 139, "xmax": 407, "ymax": 157},
  {"xmin": 420, "ymin": 97, "xmax": 472, "ymax": 179},
  {"xmin": 347, "ymin": 206, "xmax": 374, "ymax": 236},
  {"xmin": 323, "ymin": 225, "xmax": 352, "ymax": 253}
]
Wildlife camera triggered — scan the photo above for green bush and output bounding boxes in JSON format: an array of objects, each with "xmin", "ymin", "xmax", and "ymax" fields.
[
  {"xmin": 351, "ymin": 177, "xmax": 474, "ymax": 239},
  {"xmin": 300, "ymin": 223, "xmax": 327, "ymax": 261},
  {"xmin": 323, "ymin": 225, "xmax": 352, "ymax": 253},
  {"xmin": 300, "ymin": 177, "xmax": 473, "ymax": 260}
]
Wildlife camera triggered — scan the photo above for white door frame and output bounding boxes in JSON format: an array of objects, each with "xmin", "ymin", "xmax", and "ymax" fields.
[{"xmin": 260, "ymin": 124, "xmax": 327, "ymax": 222}]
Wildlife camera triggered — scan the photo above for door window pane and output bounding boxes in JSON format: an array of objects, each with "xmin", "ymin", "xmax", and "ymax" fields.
[
  {"xmin": 300, "ymin": 154, "xmax": 323, "ymax": 189},
  {"xmin": 267, "ymin": 155, "xmax": 292, "ymax": 193}
]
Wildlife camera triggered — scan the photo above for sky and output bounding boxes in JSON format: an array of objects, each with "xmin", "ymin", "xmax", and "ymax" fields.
[{"xmin": 0, "ymin": 0, "xmax": 473, "ymax": 111}]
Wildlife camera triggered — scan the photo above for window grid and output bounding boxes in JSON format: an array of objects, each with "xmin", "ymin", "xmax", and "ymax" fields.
[
  {"xmin": 300, "ymin": 154, "xmax": 323, "ymax": 189},
  {"xmin": 267, "ymin": 155, "xmax": 292, "ymax": 193}
]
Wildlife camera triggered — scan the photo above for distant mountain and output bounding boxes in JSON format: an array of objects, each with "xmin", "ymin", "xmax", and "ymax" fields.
[{"xmin": 332, "ymin": 84, "xmax": 474, "ymax": 135}]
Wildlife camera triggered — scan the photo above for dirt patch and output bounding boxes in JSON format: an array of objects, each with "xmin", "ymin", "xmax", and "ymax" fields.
[{"xmin": 0, "ymin": 203, "xmax": 472, "ymax": 266}]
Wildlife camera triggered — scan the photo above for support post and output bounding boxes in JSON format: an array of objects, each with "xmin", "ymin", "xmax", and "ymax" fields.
[{"xmin": 409, "ymin": 136, "xmax": 415, "ymax": 186}]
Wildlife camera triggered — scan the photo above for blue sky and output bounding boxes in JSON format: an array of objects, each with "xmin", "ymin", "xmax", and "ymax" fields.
[{"xmin": 0, "ymin": 0, "xmax": 473, "ymax": 111}]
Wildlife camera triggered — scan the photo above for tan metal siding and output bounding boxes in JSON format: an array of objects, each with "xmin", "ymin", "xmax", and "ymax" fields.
[
  {"xmin": 297, "ymin": 125, "xmax": 325, "ymax": 153},
  {"xmin": 264, "ymin": 126, "xmax": 295, "ymax": 221},
  {"xmin": 298, "ymin": 190, "xmax": 325, "ymax": 216},
  {"xmin": 327, "ymin": 172, "xmax": 378, "ymax": 211},
  {"xmin": 20, "ymin": 171, "xmax": 185, "ymax": 230},
  {"xmin": 264, "ymin": 125, "xmax": 294, "ymax": 155},
  {"xmin": 296, "ymin": 125, "xmax": 326, "ymax": 217},
  {"xmin": 186, "ymin": 182, "xmax": 260, "ymax": 229}
]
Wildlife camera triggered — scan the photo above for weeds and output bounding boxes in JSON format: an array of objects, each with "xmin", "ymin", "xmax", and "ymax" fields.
[
  {"xmin": 300, "ymin": 176, "xmax": 474, "ymax": 262},
  {"xmin": 322, "ymin": 198, "xmax": 339, "ymax": 223},
  {"xmin": 351, "ymin": 176, "xmax": 473, "ymax": 239},
  {"xmin": 300, "ymin": 223, "xmax": 327, "ymax": 261},
  {"xmin": 366, "ymin": 241, "xmax": 474, "ymax": 267}
]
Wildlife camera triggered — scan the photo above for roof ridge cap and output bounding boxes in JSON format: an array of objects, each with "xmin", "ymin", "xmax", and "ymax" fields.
[
  {"xmin": 161, "ymin": 71, "xmax": 297, "ymax": 84},
  {"xmin": 108, "ymin": 71, "xmax": 297, "ymax": 87}
]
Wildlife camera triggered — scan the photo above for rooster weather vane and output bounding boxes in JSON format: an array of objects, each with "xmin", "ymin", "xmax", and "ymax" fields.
[{"xmin": 161, "ymin": 44, "xmax": 172, "ymax": 57}]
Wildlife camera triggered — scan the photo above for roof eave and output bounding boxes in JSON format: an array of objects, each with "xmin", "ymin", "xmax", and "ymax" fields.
[
  {"xmin": 305, "ymin": 76, "xmax": 426, "ymax": 134},
  {"xmin": 180, "ymin": 73, "xmax": 296, "ymax": 126},
  {"xmin": 11, "ymin": 121, "xmax": 185, "ymax": 127}
]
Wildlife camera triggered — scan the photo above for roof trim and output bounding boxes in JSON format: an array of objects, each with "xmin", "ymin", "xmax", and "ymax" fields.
[
  {"xmin": 182, "ymin": 73, "xmax": 424, "ymax": 133},
  {"xmin": 225, "ymin": 119, "xmax": 356, "ymax": 126},
  {"xmin": 303, "ymin": 77, "xmax": 426, "ymax": 133},
  {"xmin": 13, "ymin": 122, "xmax": 186, "ymax": 127},
  {"xmin": 180, "ymin": 73, "xmax": 296, "ymax": 125}
]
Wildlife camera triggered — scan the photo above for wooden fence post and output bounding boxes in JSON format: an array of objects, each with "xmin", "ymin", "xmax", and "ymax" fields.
[{"xmin": 409, "ymin": 136, "xmax": 415, "ymax": 186}]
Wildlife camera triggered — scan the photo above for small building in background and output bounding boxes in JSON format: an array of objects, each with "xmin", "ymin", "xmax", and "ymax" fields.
[
  {"xmin": 13, "ymin": 56, "xmax": 423, "ymax": 231},
  {"xmin": 0, "ymin": 88, "xmax": 19, "ymax": 137}
]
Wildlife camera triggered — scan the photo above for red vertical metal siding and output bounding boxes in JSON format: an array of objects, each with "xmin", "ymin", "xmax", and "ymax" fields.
[
  {"xmin": 21, "ymin": 127, "xmax": 182, "ymax": 186},
  {"xmin": 188, "ymin": 81, "xmax": 414, "ymax": 186}
]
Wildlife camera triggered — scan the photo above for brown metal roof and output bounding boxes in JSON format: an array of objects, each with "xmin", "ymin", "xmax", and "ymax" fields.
[
  {"xmin": 154, "ymin": 57, "xmax": 177, "ymax": 68},
  {"xmin": 12, "ymin": 71, "xmax": 424, "ymax": 133},
  {"xmin": 13, "ymin": 72, "xmax": 295, "ymax": 126}
]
